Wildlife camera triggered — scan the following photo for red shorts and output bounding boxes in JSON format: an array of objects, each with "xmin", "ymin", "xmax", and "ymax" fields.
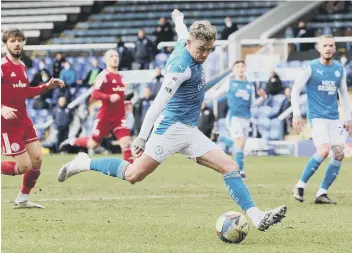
[
  {"xmin": 1, "ymin": 125, "xmax": 38, "ymax": 156},
  {"xmin": 91, "ymin": 118, "xmax": 130, "ymax": 144}
]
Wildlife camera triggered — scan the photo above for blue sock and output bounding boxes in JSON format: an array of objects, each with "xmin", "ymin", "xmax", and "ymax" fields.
[
  {"xmin": 90, "ymin": 158, "xmax": 130, "ymax": 180},
  {"xmin": 300, "ymin": 153, "xmax": 324, "ymax": 183},
  {"xmin": 219, "ymin": 136, "xmax": 234, "ymax": 149},
  {"xmin": 224, "ymin": 170, "xmax": 255, "ymax": 211},
  {"xmin": 320, "ymin": 158, "xmax": 341, "ymax": 191},
  {"xmin": 234, "ymin": 148, "xmax": 244, "ymax": 172}
]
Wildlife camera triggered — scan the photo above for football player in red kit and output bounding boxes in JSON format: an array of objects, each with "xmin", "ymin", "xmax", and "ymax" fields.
[
  {"xmin": 1, "ymin": 28, "xmax": 65, "ymax": 208},
  {"xmin": 60, "ymin": 49, "xmax": 133, "ymax": 163}
]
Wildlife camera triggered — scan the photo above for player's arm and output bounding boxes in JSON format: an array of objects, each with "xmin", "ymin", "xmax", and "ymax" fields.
[
  {"xmin": 91, "ymin": 72, "xmax": 119, "ymax": 103},
  {"xmin": 134, "ymin": 66, "xmax": 192, "ymax": 157},
  {"xmin": 251, "ymin": 85, "xmax": 265, "ymax": 107},
  {"xmin": 204, "ymin": 81, "xmax": 229, "ymax": 101},
  {"xmin": 291, "ymin": 65, "xmax": 311, "ymax": 133},
  {"xmin": 27, "ymin": 78, "xmax": 65, "ymax": 98},
  {"xmin": 172, "ymin": 9, "xmax": 188, "ymax": 40},
  {"xmin": 338, "ymin": 69, "xmax": 352, "ymax": 134}
]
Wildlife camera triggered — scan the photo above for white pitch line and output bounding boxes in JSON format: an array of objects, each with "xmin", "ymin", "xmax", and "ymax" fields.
[{"xmin": 2, "ymin": 194, "xmax": 212, "ymax": 203}]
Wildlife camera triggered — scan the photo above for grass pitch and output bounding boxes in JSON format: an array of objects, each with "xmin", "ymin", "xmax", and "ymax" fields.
[{"xmin": 2, "ymin": 155, "xmax": 352, "ymax": 253}]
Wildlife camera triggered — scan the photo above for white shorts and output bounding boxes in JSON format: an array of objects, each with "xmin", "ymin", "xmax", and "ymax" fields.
[
  {"xmin": 309, "ymin": 118, "xmax": 347, "ymax": 147},
  {"xmin": 226, "ymin": 116, "xmax": 250, "ymax": 139},
  {"xmin": 145, "ymin": 122, "xmax": 220, "ymax": 163}
]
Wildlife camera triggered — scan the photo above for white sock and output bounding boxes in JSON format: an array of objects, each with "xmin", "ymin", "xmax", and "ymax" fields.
[
  {"xmin": 316, "ymin": 188, "xmax": 327, "ymax": 198},
  {"xmin": 15, "ymin": 192, "xmax": 29, "ymax": 204},
  {"xmin": 246, "ymin": 207, "xmax": 264, "ymax": 227},
  {"xmin": 295, "ymin": 180, "xmax": 306, "ymax": 189}
]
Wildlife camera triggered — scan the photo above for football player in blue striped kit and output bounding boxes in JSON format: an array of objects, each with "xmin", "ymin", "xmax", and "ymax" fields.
[
  {"xmin": 58, "ymin": 9, "xmax": 287, "ymax": 231},
  {"xmin": 291, "ymin": 35, "xmax": 351, "ymax": 204}
]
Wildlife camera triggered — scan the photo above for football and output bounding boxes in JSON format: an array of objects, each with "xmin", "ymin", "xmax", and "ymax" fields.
[{"xmin": 215, "ymin": 211, "xmax": 249, "ymax": 243}]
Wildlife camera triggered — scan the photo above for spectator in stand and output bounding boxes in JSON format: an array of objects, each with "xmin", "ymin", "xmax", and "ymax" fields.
[
  {"xmin": 198, "ymin": 102, "xmax": 216, "ymax": 138},
  {"xmin": 146, "ymin": 67, "xmax": 164, "ymax": 98},
  {"xmin": 116, "ymin": 36, "xmax": 134, "ymax": 70},
  {"xmin": 30, "ymin": 59, "xmax": 51, "ymax": 87},
  {"xmin": 221, "ymin": 16, "xmax": 237, "ymax": 40},
  {"xmin": 30, "ymin": 59, "xmax": 53, "ymax": 107},
  {"xmin": 340, "ymin": 53, "xmax": 348, "ymax": 67},
  {"xmin": 295, "ymin": 21, "xmax": 315, "ymax": 51},
  {"xmin": 135, "ymin": 29, "xmax": 154, "ymax": 70},
  {"xmin": 132, "ymin": 87, "xmax": 154, "ymax": 135},
  {"xmin": 77, "ymin": 59, "xmax": 102, "ymax": 87},
  {"xmin": 257, "ymin": 70, "xmax": 283, "ymax": 99},
  {"xmin": 153, "ymin": 17, "xmax": 174, "ymax": 50},
  {"xmin": 52, "ymin": 96, "xmax": 73, "ymax": 151},
  {"xmin": 53, "ymin": 52, "xmax": 66, "ymax": 78},
  {"xmin": 59, "ymin": 61, "xmax": 77, "ymax": 87}
]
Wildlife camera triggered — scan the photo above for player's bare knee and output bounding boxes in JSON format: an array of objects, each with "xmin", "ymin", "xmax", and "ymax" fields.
[
  {"xmin": 17, "ymin": 162, "xmax": 32, "ymax": 174},
  {"xmin": 317, "ymin": 145, "xmax": 330, "ymax": 159},
  {"xmin": 332, "ymin": 144, "xmax": 344, "ymax": 161},
  {"xmin": 30, "ymin": 154, "xmax": 42, "ymax": 169},
  {"xmin": 120, "ymin": 140, "xmax": 131, "ymax": 149}
]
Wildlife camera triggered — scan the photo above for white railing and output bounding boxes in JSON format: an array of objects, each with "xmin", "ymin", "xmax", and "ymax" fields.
[{"xmin": 241, "ymin": 36, "xmax": 352, "ymax": 63}]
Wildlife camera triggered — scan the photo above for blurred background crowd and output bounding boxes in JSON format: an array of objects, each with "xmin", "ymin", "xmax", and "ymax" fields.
[{"xmin": 2, "ymin": 0, "xmax": 351, "ymax": 155}]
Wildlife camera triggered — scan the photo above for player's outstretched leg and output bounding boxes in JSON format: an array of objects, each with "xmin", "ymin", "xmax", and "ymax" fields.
[
  {"xmin": 58, "ymin": 152, "xmax": 158, "ymax": 184},
  {"xmin": 293, "ymin": 153, "xmax": 326, "ymax": 202},
  {"xmin": 315, "ymin": 157, "xmax": 342, "ymax": 204},
  {"xmin": 197, "ymin": 149, "xmax": 286, "ymax": 231},
  {"xmin": 58, "ymin": 152, "xmax": 126, "ymax": 182}
]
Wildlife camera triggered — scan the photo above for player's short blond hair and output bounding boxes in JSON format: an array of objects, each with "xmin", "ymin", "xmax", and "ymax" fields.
[
  {"xmin": 2, "ymin": 28, "xmax": 25, "ymax": 43},
  {"xmin": 189, "ymin": 21, "xmax": 217, "ymax": 42},
  {"xmin": 318, "ymin": 34, "xmax": 335, "ymax": 45}
]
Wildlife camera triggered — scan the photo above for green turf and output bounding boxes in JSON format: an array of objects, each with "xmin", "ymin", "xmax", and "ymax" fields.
[{"xmin": 2, "ymin": 155, "xmax": 352, "ymax": 253}]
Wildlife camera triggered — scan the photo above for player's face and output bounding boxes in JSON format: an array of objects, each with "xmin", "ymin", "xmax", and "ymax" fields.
[
  {"xmin": 6, "ymin": 36, "xmax": 24, "ymax": 58},
  {"xmin": 188, "ymin": 39, "xmax": 215, "ymax": 64},
  {"xmin": 318, "ymin": 38, "xmax": 335, "ymax": 61},
  {"xmin": 105, "ymin": 51, "xmax": 119, "ymax": 69},
  {"xmin": 233, "ymin": 63, "xmax": 246, "ymax": 78}
]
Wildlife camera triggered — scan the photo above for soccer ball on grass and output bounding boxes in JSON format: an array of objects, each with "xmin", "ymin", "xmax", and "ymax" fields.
[{"xmin": 215, "ymin": 211, "xmax": 249, "ymax": 243}]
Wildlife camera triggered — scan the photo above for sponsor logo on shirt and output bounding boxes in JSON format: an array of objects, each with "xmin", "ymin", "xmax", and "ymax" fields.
[
  {"xmin": 318, "ymin": 80, "xmax": 336, "ymax": 95},
  {"xmin": 12, "ymin": 80, "xmax": 27, "ymax": 88},
  {"xmin": 112, "ymin": 87, "xmax": 125, "ymax": 92},
  {"xmin": 235, "ymin": 89, "xmax": 250, "ymax": 100}
]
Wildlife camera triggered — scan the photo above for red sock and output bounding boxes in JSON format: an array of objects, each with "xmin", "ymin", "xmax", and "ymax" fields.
[
  {"xmin": 73, "ymin": 137, "xmax": 89, "ymax": 148},
  {"xmin": 123, "ymin": 148, "xmax": 134, "ymax": 163},
  {"xmin": 1, "ymin": 161, "xmax": 20, "ymax": 176},
  {"xmin": 21, "ymin": 168, "xmax": 41, "ymax": 194}
]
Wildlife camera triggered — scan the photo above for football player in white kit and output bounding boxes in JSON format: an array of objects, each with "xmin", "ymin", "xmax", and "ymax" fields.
[
  {"xmin": 291, "ymin": 35, "xmax": 351, "ymax": 204},
  {"xmin": 58, "ymin": 9, "xmax": 287, "ymax": 231}
]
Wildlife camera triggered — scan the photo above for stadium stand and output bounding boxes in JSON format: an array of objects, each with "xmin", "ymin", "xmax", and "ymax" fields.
[
  {"xmin": 1, "ymin": 1, "xmax": 108, "ymax": 44},
  {"xmin": 52, "ymin": 1, "xmax": 278, "ymax": 44}
]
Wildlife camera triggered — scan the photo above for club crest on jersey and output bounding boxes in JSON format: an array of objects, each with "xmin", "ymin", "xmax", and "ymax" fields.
[
  {"xmin": 11, "ymin": 143, "xmax": 20, "ymax": 152},
  {"xmin": 335, "ymin": 71, "xmax": 341, "ymax": 78},
  {"xmin": 12, "ymin": 80, "xmax": 27, "ymax": 88},
  {"xmin": 318, "ymin": 80, "xmax": 336, "ymax": 95}
]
